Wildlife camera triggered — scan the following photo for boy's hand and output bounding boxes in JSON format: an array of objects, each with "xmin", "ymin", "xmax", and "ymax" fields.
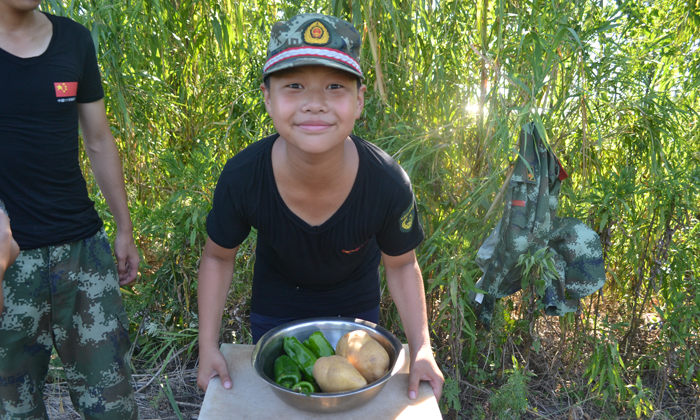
[
  {"xmin": 0, "ymin": 211, "xmax": 19, "ymax": 270},
  {"xmin": 114, "ymin": 229, "xmax": 139, "ymax": 286},
  {"xmin": 197, "ymin": 345, "xmax": 233, "ymax": 392},
  {"xmin": 408, "ymin": 344, "xmax": 444, "ymax": 401},
  {"xmin": 0, "ymin": 210, "xmax": 20, "ymax": 313}
]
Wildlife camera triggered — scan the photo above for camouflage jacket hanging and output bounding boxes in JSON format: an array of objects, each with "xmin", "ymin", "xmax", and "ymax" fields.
[{"xmin": 474, "ymin": 123, "xmax": 606, "ymax": 327}]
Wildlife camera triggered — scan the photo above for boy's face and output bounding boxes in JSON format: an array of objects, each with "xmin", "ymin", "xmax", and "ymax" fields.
[{"xmin": 262, "ymin": 65, "xmax": 366, "ymax": 156}]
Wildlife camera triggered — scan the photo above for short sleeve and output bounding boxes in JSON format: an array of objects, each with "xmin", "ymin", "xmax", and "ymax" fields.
[
  {"xmin": 375, "ymin": 192, "xmax": 424, "ymax": 256},
  {"xmin": 206, "ymin": 168, "xmax": 252, "ymax": 249},
  {"xmin": 76, "ymin": 29, "xmax": 104, "ymax": 103}
]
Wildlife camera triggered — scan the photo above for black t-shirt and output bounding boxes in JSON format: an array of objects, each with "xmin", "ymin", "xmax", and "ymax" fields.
[
  {"xmin": 207, "ymin": 134, "xmax": 424, "ymax": 317},
  {"xmin": 0, "ymin": 13, "xmax": 105, "ymax": 249}
]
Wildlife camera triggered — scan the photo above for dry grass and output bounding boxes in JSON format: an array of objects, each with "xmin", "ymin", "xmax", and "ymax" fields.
[
  {"xmin": 45, "ymin": 366, "xmax": 203, "ymax": 419},
  {"xmin": 449, "ymin": 312, "xmax": 700, "ymax": 420}
]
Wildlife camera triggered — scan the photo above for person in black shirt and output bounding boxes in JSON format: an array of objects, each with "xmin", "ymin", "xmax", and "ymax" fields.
[
  {"xmin": 0, "ymin": 1, "xmax": 139, "ymax": 419},
  {"xmin": 197, "ymin": 13, "xmax": 444, "ymax": 402}
]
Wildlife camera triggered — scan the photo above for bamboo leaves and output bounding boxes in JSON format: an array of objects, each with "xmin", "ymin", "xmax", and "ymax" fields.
[{"xmin": 38, "ymin": 0, "xmax": 700, "ymax": 411}]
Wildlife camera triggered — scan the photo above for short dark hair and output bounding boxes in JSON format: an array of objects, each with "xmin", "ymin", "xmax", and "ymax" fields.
[{"xmin": 264, "ymin": 72, "xmax": 362, "ymax": 91}]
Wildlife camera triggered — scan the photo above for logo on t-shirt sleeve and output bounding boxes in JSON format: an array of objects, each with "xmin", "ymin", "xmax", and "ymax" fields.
[
  {"xmin": 54, "ymin": 82, "xmax": 78, "ymax": 102},
  {"xmin": 399, "ymin": 202, "xmax": 414, "ymax": 233}
]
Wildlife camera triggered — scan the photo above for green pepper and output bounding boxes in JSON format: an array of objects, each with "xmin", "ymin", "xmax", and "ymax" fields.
[
  {"xmin": 306, "ymin": 378, "xmax": 321, "ymax": 392},
  {"xmin": 274, "ymin": 355, "xmax": 302, "ymax": 389},
  {"xmin": 283, "ymin": 336, "xmax": 318, "ymax": 381},
  {"xmin": 292, "ymin": 381, "xmax": 315, "ymax": 394},
  {"xmin": 303, "ymin": 331, "xmax": 335, "ymax": 358}
]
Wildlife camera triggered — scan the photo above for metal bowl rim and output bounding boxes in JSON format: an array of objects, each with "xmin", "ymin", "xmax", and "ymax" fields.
[{"xmin": 251, "ymin": 317, "xmax": 404, "ymax": 398}]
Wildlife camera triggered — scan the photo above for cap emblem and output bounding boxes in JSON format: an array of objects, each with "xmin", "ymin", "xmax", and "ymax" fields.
[{"xmin": 304, "ymin": 21, "xmax": 330, "ymax": 45}]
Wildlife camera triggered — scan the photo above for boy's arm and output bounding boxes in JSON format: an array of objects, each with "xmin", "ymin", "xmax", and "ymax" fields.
[
  {"xmin": 197, "ymin": 238, "xmax": 238, "ymax": 391},
  {"xmin": 382, "ymin": 250, "xmax": 444, "ymax": 401},
  {"xmin": 78, "ymin": 100, "xmax": 139, "ymax": 285}
]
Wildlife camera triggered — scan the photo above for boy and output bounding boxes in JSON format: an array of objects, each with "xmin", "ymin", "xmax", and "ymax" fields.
[
  {"xmin": 0, "ymin": 1, "xmax": 140, "ymax": 418},
  {"xmin": 197, "ymin": 13, "xmax": 444, "ymax": 401}
]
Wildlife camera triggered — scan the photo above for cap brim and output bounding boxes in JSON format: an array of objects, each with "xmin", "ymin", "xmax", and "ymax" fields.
[{"xmin": 263, "ymin": 56, "xmax": 363, "ymax": 79}]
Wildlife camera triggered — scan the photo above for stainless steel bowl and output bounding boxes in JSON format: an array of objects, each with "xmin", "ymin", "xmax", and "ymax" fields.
[{"xmin": 251, "ymin": 317, "xmax": 405, "ymax": 413}]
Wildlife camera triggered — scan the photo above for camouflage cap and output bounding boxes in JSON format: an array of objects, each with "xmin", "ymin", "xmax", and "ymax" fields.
[{"xmin": 263, "ymin": 13, "xmax": 363, "ymax": 79}]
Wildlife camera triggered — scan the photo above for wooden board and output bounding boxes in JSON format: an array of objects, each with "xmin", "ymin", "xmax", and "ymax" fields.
[{"xmin": 199, "ymin": 343, "xmax": 442, "ymax": 419}]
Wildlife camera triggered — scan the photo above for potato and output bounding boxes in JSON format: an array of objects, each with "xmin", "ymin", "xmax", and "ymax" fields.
[
  {"xmin": 312, "ymin": 355, "xmax": 367, "ymax": 392},
  {"xmin": 335, "ymin": 330, "xmax": 390, "ymax": 383}
]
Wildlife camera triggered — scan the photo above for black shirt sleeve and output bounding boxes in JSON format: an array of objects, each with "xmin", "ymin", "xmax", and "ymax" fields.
[
  {"xmin": 206, "ymin": 161, "xmax": 253, "ymax": 249},
  {"xmin": 375, "ymin": 190, "xmax": 424, "ymax": 256},
  {"xmin": 364, "ymin": 137, "xmax": 424, "ymax": 256},
  {"xmin": 76, "ymin": 24, "xmax": 104, "ymax": 103}
]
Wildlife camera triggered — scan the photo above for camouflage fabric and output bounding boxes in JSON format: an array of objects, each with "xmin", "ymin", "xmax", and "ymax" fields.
[
  {"xmin": 475, "ymin": 123, "xmax": 606, "ymax": 327},
  {"xmin": 0, "ymin": 229, "xmax": 137, "ymax": 420},
  {"xmin": 263, "ymin": 13, "xmax": 363, "ymax": 78}
]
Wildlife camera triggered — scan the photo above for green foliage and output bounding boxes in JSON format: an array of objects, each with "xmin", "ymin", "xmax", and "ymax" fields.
[
  {"xmin": 48, "ymin": 350, "xmax": 67, "ymax": 383},
  {"xmin": 440, "ymin": 376, "xmax": 462, "ymax": 414},
  {"xmin": 517, "ymin": 247, "xmax": 558, "ymax": 302},
  {"xmin": 488, "ymin": 357, "xmax": 532, "ymax": 420},
  {"xmin": 40, "ymin": 0, "xmax": 700, "ymax": 413},
  {"xmin": 626, "ymin": 376, "xmax": 654, "ymax": 419},
  {"xmin": 584, "ymin": 335, "xmax": 627, "ymax": 401},
  {"xmin": 158, "ymin": 375, "xmax": 184, "ymax": 420}
]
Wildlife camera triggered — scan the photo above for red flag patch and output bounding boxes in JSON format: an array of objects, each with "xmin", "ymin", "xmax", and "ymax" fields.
[
  {"xmin": 558, "ymin": 160, "xmax": 569, "ymax": 181},
  {"xmin": 512, "ymin": 200, "xmax": 526, "ymax": 207},
  {"xmin": 54, "ymin": 82, "xmax": 78, "ymax": 98}
]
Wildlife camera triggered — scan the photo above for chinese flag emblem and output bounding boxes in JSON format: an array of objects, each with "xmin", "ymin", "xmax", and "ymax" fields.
[{"xmin": 54, "ymin": 82, "xmax": 78, "ymax": 98}]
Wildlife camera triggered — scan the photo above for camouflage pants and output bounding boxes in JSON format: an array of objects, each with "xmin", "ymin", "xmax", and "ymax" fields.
[{"xmin": 0, "ymin": 229, "xmax": 138, "ymax": 420}]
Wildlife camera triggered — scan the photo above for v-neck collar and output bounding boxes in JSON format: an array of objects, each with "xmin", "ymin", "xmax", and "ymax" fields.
[
  {"xmin": 267, "ymin": 134, "xmax": 365, "ymax": 233},
  {"xmin": 0, "ymin": 12, "xmax": 56, "ymax": 65}
]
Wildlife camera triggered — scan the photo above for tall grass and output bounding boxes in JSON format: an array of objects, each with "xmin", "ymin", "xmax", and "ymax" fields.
[{"xmin": 42, "ymin": 0, "xmax": 700, "ymax": 416}]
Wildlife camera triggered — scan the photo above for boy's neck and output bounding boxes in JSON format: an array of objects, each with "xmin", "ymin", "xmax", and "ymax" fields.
[
  {"xmin": 274, "ymin": 136, "xmax": 357, "ymax": 187},
  {"xmin": 272, "ymin": 136, "xmax": 359, "ymax": 226},
  {"xmin": 0, "ymin": 6, "xmax": 42, "ymax": 33},
  {"xmin": 0, "ymin": 8, "xmax": 52, "ymax": 58}
]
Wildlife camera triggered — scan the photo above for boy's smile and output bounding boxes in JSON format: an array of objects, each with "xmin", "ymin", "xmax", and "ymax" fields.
[{"xmin": 262, "ymin": 65, "xmax": 365, "ymax": 157}]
